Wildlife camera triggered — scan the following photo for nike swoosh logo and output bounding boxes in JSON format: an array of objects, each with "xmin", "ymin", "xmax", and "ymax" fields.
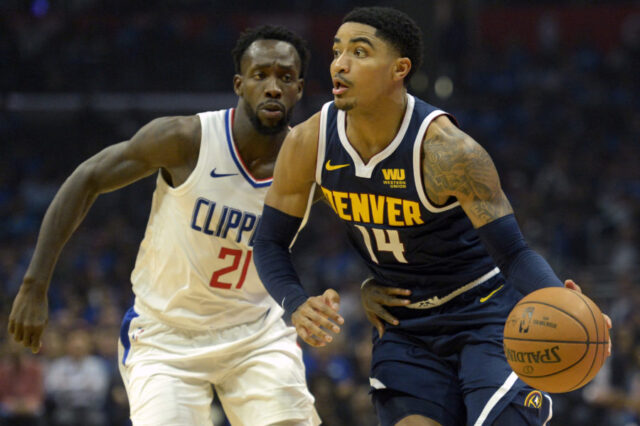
[
  {"xmin": 479, "ymin": 285, "xmax": 504, "ymax": 303},
  {"xmin": 210, "ymin": 168, "xmax": 238, "ymax": 178},
  {"xmin": 325, "ymin": 160, "xmax": 350, "ymax": 171}
]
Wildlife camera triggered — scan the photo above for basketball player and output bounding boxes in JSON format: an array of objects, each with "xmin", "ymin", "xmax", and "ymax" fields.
[
  {"xmin": 253, "ymin": 7, "xmax": 611, "ymax": 426},
  {"xmin": 8, "ymin": 25, "xmax": 320, "ymax": 426}
]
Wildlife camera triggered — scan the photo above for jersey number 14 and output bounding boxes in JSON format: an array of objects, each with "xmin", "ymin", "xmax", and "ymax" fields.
[{"xmin": 354, "ymin": 225, "xmax": 408, "ymax": 264}]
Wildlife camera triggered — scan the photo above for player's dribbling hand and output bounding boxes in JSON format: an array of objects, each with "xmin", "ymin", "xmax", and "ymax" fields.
[
  {"xmin": 564, "ymin": 279, "xmax": 612, "ymax": 357},
  {"xmin": 361, "ymin": 277, "xmax": 411, "ymax": 338},
  {"xmin": 292, "ymin": 289, "xmax": 344, "ymax": 347},
  {"xmin": 8, "ymin": 282, "xmax": 49, "ymax": 354}
]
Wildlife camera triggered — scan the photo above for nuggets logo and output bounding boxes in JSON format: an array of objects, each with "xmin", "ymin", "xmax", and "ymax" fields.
[
  {"xmin": 519, "ymin": 307, "xmax": 535, "ymax": 333},
  {"xmin": 524, "ymin": 390, "xmax": 543, "ymax": 409},
  {"xmin": 382, "ymin": 168, "xmax": 406, "ymax": 188}
]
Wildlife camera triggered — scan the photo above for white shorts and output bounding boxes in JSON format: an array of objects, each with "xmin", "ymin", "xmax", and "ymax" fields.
[{"xmin": 118, "ymin": 308, "xmax": 320, "ymax": 426}]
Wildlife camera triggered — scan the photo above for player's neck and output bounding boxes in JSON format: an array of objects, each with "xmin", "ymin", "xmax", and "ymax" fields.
[
  {"xmin": 231, "ymin": 107, "xmax": 287, "ymax": 178},
  {"xmin": 345, "ymin": 90, "xmax": 407, "ymax": 163}
]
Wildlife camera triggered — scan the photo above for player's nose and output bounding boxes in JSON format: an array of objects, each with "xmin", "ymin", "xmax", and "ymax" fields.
[
  {"xmin": 331, "ymin": 52, "xmax": 349, "ymax": 74},
  {"xmin": 264, "ymin": 77, "xmax": 282, "ymax": 99}
]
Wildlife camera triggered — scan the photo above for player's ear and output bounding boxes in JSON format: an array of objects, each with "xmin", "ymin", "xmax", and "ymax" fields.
[
  {"xmin": 233, "ymin": 74, "xmax": 243, "ymax": 96},
  {"xmin": 296, "ymin": 78, "xmax": 304, "ymax": 101},
  {"xmin": 393, "ymin": 58, "xmax": 411, "ymax": 82}
]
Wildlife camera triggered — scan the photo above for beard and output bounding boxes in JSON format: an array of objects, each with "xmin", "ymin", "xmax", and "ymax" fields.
[
  {"xmin": 244, "ymin": 102, "xmax": 292, "ymax": 135},
  {"xmin": 334, "ymin": 97, "xmax": 355, "ymax": 111}
]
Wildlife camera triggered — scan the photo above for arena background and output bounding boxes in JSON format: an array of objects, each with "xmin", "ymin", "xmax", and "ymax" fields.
[{"xmin": 1, "ymin": 1, "xmax": 639, "ymax": 425}]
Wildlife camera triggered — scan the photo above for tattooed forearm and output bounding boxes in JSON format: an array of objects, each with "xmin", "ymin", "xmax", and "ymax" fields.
[{"xmin": 421, "ymin": 122, "xmax": 512, "ymax": 226}]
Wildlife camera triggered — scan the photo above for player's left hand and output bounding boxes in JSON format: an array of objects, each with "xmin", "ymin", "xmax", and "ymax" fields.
[
  {"xmin": 361, "ymin": 277, "xmax": 411, "ymax": 337},
  {"xmin": 564, "ymin": 279, "xmax": 612, "ymax": 357}
]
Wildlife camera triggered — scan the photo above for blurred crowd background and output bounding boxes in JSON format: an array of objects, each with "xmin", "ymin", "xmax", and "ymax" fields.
[{"xmin": 1, "ymin": 0, "xmax": 639, "ymax": 425}]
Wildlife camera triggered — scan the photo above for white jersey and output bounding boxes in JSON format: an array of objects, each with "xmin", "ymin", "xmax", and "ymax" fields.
[{"xmin": 130, "ymin": 108, "xmax": 283, "ymax": 331}]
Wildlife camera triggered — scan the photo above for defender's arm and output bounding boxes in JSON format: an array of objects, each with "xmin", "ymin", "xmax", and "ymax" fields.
[{"xmin": 8, "ymin": 116, "xmax": 200, "ymax": 352}]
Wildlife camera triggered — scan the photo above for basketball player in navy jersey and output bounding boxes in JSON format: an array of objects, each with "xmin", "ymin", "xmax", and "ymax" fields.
[
  {"xmin": 254, "ymin": 7, "xmax": 611, "ymax": 426},
  {"xmin": 8, "ymin": 26, "xmax": 321, "ymax": 425}
]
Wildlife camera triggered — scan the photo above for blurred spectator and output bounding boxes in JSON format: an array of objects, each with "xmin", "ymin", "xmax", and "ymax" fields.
[
  {"xmin": 44, "ymin": 329, "xmax": 110, "ymax": 426},
  {"xmin": 0, "ymin": 340, "xmax": 45, "ymax": 426},
  {"xmin": 583, "ymin": 325, "xmax": 640, "ymax": 425},
  {"xmin": 92, "ymin": 326, "xmax": 129, "ymax": 426}
]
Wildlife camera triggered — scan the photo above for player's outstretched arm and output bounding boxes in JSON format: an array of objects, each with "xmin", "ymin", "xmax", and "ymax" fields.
[
  {"xmin": 8, "ymin": 115, "xmax": 200, "ymax": 353},
  {"xmin": 254, "ymin": 114, "xmax": 344, "ymax": 347}
]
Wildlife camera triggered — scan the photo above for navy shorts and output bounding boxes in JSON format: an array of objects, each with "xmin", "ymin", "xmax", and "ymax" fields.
[{"xmin": 369, "ymin": 275, "xmax": 553, "ymax": 426}]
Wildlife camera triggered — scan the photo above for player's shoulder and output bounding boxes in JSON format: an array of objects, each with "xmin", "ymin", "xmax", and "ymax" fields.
[
  {"xmin": 149, "ymin": 115, "xmax": 201, "ymax": 142},
  {"xmin": 147, "ymin": 115, "xmax": 201, "ymax": 156},
  {"xmin": 274, "ymin": 111, "xmax": 322, "ymax": 176},
  {"xmin": 286, "ymin": 110, "xmax": 322, "ymax": 149},
  {"xmin": 128, "ymin": 115, "xmax": 201, "ymax": 166},
  {"xmin": 292, "ymin": 111, "xmax": 322, "ymax": 138},
  {"xmin": 423, "ymin": 115, "xmax": 480, "ymax": 160}
]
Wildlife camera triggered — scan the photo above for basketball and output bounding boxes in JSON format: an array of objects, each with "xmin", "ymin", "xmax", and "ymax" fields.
[{"xmin": 503, "ymin": 287, "xmax": 609, "ymax": 393}]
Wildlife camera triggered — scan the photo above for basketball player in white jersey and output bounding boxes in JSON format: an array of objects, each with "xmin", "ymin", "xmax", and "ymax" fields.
[{"xmin": 8, "ymin": 25, "xmax": 320, "ymax": 426}]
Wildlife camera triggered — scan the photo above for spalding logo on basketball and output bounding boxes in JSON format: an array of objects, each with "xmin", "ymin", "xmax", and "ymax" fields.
[{"xmin": 503, "ymin": 287, "xmax": 609, "ymax": 393}]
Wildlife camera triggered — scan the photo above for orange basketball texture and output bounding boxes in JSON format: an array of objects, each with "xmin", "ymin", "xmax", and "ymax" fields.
[{"xmin": 503, "ymin": 287, "xmax": 609, "ymax": 393}]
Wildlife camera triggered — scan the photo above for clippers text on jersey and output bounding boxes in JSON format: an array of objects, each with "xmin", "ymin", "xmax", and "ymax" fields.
[{"xmin": 190, "ymin": 197, "xmax": 261, "ymax": 246}]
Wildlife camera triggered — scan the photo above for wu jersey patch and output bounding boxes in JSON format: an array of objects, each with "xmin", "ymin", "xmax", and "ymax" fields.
[{"xmin": 381, "ymin": 168, "xmax": 406, "ymax": 189}]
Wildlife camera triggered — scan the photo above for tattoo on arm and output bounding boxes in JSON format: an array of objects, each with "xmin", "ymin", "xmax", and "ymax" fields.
[{"xmin": 422, "ymin": 124, "xmax": 512, "ymax": 226}]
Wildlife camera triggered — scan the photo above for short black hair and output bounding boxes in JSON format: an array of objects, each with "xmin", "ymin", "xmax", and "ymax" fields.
[
  {"xmin": 232, "ymin": 25, "xmax": 310, "ymax": 79},
  {"xmin": 343, "ymin": 7, "xmax": 423, "ymax": 85}
]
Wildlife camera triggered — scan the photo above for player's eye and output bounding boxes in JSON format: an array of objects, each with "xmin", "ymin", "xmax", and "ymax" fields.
[
  {"xmin": 282, "ymin": 74, "xmax": 293, "ymax": 82},
  {"xmin": 355, "ymin": 47, "xmax": 367, "ymax": 57},
  {"xmin": 332, "ymin": 49, "xmax": 341, "ymax": 58},
  {"xmin": 253, "ymin": 72, "xmax": 265, "ymax": 80}
]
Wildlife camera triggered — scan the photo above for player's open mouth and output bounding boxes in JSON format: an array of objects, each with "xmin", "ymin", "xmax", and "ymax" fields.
[{"xmin": 332, "ymin": 80, "xmax": 349, "ymax": 95}]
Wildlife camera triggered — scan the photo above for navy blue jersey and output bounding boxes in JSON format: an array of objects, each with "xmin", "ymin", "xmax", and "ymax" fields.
[{"xmin": 316, "ymin": 95, "xmax": 496, "ymax": 302}]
